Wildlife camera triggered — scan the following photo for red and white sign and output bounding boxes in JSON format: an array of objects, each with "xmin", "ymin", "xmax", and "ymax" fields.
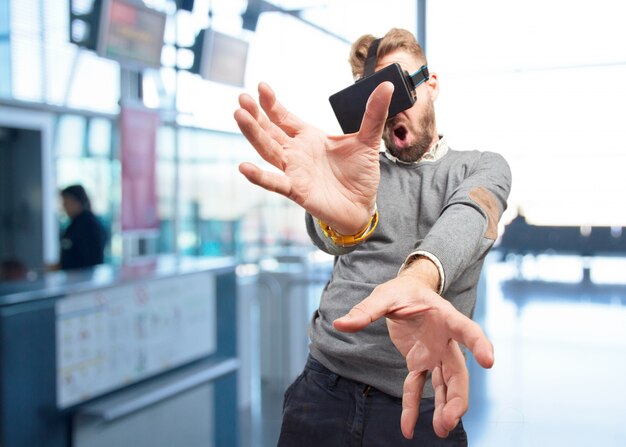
[{"xmin": 120, "ymin": 105, "xmax": 160, "ymax": 232}]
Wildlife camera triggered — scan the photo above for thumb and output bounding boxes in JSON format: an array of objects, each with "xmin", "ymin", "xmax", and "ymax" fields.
[
  {"xmin": 357, "ymin": 81, "xmax": 394, "ymax": 145},
  {"xmin": 333, "ymin": 290, "xmax": 391, "ymax": 332}
]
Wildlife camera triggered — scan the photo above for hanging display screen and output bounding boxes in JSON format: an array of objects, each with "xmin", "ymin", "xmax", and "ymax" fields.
[{"xmin": 97, "ymin": 0, "xmax": 166, "ymax": 68}]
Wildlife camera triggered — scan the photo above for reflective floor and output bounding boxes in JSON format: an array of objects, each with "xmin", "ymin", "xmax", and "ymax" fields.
[{"xmin": 240, "ymin": 254, "xmax": 626, "ymax": 446}]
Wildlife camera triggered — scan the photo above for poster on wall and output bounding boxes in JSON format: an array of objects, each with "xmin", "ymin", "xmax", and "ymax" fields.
[{"xmin": 120, "ymin": 105, "xmax": 160, "ymax": 232}]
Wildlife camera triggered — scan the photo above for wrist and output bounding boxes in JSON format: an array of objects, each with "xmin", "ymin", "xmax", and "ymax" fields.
[
  {"xmin": 327, "ymin": 200, "xmax": 377, "ymax": 235},
  {"xmin": 398, "ymin": 255, "xmax": 441, "ymax": 293},
  {"xmin": 318, "ymin": 206, "xmax": 378, "ymax": 247}
]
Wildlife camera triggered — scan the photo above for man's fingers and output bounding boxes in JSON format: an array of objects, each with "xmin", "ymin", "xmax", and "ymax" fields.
[
  {"xmin": 234, "ymin": 108, "xmax": 286, "ymax": 170},
  {"xmin": 238, "ymin": 93, "xmax": 261, "ymax": 120},
  {"xmin": 400, "ymin": 370, "xmax": 426, "ymax": 439},
  {"xmin": 258, "ymin": 82, "xmax": 307, "ymax": 137},
  {"xmin": 333, "ymin": 287, "xmax": 393, "ymax": 332},
  {"xmin": 239, "ymin": 92, "xmax": 290, "ymax": 147},
  {"xmin": 432, "ymin": 366, "xmax": 450, "ymax": 438},
  {"xmin": 357, "ymin": 81, "xmax": 394, "ymax": 144},
  {"xmin": 436, "ymin": 340, "xmax": 469, "ymax": 436},
  {"xmin": 332, "ymin": 302, "xmax": 375, "ymax": 332},
  {"xmin": 238, "ymin": 162, "xmax": 291, "ymax": 197},
  {"xmin": 404, "ymin": 339, "xmax": 433, "ymax": 372},
  {"xmin": 443, "ymin": 303, "xmax": 495, "ymax": 369}
]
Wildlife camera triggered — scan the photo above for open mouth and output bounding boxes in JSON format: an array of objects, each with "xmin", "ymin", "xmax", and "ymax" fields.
[
  {"xmin": 394, "ymin": 125, "xmax": 408, "ymax": 142},
  {"xmin": 390, "ymin": 124, "xmax": 410, "ymax": 149}
]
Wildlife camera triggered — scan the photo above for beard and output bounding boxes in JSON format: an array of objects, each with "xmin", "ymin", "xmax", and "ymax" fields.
[{"xmin": 382, "ymin": 101, "xmax": 436, "ymax": 163}]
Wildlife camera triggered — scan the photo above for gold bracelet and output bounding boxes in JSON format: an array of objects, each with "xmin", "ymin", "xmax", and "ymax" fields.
[{"xmin": 317, "ymin": 210, "xmax": 379, "ymax": 247}]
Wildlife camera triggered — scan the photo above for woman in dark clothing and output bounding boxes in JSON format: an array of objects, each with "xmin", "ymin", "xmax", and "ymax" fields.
[{"xmin": 59, "ymin": 185, "xmax": 107, "ymax": 270}]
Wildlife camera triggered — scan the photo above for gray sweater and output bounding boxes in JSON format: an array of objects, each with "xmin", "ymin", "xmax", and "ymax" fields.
[{"xmin": 305, "ymin": 146, "xmax": 512, "ymax": 398}]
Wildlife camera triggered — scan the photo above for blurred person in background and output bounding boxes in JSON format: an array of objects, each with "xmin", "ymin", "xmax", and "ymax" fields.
[
  {"xmin": 235, "ymin": 27, "xmax": 511, "ymax": 446},
  {"xmin": 54, "ymin": 184, "xmax": 107, "ymax": 270}
]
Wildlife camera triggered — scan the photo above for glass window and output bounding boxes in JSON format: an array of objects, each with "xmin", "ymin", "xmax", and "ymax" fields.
[
  {"xmin": 0, "ymin": 0, "xmax": 8, "ymax": 31},
  {"xmin": 65, "ymin": 51, "xmax": 120, "ymax": 113},
  {"xmin": 0, "ymin": 0, "xmax": 9, "ymax": 98},
  {"xmin": 157, "ymin": 125, "xmax": 176, "ymax": 160},
  {"xmin": 56, "ymin": 158, "xmax": 113, "ymax": 217},
  {"xmin": 291, "ymin": 0, "xmax": 416, "ymax": 42},
  {"xmin": 5, "ymin": 0, "xmax": 425, "ymax": 264},
  {"xmin": 429, "ymin": 0, "xmax": 626, "ymax": 227},
  {"xmin": 88, "ymin": 118, "xmax": 112, "ymax": 157},
  {"xmin": 171, "ymin": 123, "xmax": 310, "ymax": 259},
  {"xmin": 55, "ymin": 114, "xmax": 119, "ymax": 263},
  {"xmin": 10, "ymin": 35, "xmax": 43, "ymax": 102},
  {"xmin": 56, "ymin": 115, "xmax": 86, "ymax": 157},
  {"xmin": 0, "ymin": 41, "xmax": 9, "ymax": 98},
  {"xmin": 156, "ymin": 126, "xmax": 176, "ymax": 253},
  {"xmin": 6, "ymin": 0, "xmax": 121, "ymax": 112},
  {"xmin": 44, "ymin": 42, "xmax": 79, "ymax": 106}
]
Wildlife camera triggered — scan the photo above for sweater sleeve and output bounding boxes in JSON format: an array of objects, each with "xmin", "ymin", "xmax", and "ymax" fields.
[{"xmin": 405, "ymin": 151, "xmax": 512, "ymax": 293}]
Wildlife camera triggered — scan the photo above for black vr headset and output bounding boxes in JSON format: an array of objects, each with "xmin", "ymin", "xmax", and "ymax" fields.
[{"xmin": 329, "ymin": 38, "xmax": 429, "ymax": 134}]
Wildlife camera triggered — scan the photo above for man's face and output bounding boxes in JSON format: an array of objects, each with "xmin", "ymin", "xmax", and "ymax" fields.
[{"xmin": 376, "ymin": 50, "xmax": 438, "ymax": 163}]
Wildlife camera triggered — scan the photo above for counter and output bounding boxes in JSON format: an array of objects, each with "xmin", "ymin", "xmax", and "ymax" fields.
[{"xmin": 0, "ymin": 256, "xmax": 238, "ymax": 447}]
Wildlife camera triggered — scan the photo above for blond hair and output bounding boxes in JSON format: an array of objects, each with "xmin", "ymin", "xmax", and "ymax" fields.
[{"xmin": 348, "ymin": 28, "xmax": 427, "ymax": 79}]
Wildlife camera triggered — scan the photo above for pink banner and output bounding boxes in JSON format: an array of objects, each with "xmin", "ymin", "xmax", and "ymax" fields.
[{"xmin": 120, "ymin": 105, "xmax": 160, "ymax": 232}]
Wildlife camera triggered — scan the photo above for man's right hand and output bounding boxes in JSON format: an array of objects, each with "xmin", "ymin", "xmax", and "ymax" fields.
[
  {"xmin": 234, "ymin": 81, "xmax": 394, "ymax": 235},
  {"xmin": 334, "ymin": 261, "xmax": 495, "ymax": 439}
]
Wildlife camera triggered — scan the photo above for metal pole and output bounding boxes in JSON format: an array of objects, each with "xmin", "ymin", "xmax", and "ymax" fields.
[{"xmin": 416, "ymin": 0, "xmax": 427, "ymax": 52}]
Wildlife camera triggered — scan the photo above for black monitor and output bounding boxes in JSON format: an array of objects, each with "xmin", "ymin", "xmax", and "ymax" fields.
[
  {"xmin": 191, "ymin": 29, "xmax": 249, "ymax": 87},
  {"xmin": 97, "ymin": 0, "xmax": 166, "ymax": 69}
]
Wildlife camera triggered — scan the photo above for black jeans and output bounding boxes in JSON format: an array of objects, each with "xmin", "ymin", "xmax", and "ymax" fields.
[{"xmin": 278, "ymin": 356, "xmax": 468, "ymax": 447}]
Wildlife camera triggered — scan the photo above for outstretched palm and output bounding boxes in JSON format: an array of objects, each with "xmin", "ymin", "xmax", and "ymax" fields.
[
  {"xmin": 235, "ymin": 82, "xmax": 394, "ymax": 234},
  {"xmin": 334, "ymin": 274, "xmax": 494, "ymax": 439}
]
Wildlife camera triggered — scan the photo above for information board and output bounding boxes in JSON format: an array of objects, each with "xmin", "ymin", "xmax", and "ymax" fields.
[{"xmin": 56, "ymin": 272, "xmax": 216, "ymax": 408}]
